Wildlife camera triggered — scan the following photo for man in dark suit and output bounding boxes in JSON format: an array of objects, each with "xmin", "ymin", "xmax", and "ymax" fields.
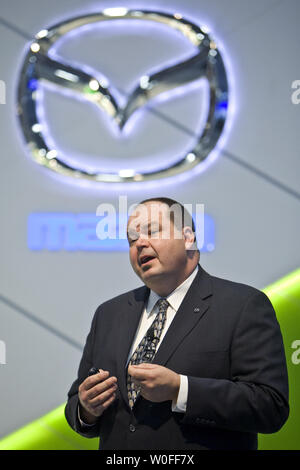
[{"xmin": 65, "ymin": 197, "xmax": 289, "ymax": 450}]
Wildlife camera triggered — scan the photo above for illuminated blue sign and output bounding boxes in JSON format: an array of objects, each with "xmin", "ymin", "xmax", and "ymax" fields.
[{"xmin": 28, "ymin": 213, "xmax": 215, "ymax": 252}]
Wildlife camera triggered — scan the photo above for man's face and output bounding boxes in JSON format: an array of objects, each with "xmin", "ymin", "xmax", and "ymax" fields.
[{"xmin": 127, "ymin": 201, "xmax": 188, "ymax": 285}]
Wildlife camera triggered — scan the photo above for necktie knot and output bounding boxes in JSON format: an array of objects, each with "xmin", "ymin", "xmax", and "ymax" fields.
[{"xmin": 156, "ymin": 298, "xmax": 169, "ymax": 312}]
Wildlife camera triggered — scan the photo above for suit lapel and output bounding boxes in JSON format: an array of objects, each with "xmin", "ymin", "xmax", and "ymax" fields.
[{"xmin": 152, "ymin": 265, "xmax": 212, "ymax": 367}]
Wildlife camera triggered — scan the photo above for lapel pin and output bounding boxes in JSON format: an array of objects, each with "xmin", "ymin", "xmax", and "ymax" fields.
[{"xmin": 194, "ymin": 307, "xmax": 200, "ymax": 313}]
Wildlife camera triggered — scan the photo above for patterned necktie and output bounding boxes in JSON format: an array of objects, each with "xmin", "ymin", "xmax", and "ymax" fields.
[{"xmin": 126, "ymin": 298, "xmax": 169, "ymax": 408}]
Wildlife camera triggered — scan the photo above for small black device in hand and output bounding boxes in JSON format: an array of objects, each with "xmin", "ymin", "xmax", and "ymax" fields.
[{"xmin": 88, "ymin": 366, "xmax": 99, "ymax": 376}]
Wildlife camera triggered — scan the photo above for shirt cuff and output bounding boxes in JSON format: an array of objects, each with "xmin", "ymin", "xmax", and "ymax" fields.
[
  {"xmin": 171, "ymin": 374, "xmax": 188, "ymax": 413},
  {"xmin": 77, "ymin": 403, "xmax": 97, "ymax": 427}
]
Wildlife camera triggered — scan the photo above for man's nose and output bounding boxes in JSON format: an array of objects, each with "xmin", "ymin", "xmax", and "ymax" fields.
[{"xmin": 136, "ymin": 234, "xmax": 150, "ymax": 247}]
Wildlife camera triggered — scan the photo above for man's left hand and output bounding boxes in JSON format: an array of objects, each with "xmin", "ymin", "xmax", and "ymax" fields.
[{"xmin": 127, "ymin": 363, "xmax": 180, "ymax": 403}]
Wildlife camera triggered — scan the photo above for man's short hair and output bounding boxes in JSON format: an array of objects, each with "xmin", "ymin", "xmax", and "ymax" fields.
[{"xmin": 137, "ymin": 197, "xmax": 198, "ymax": 252}]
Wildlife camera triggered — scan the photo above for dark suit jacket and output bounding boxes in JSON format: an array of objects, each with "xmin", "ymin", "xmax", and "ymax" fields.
[{"xmin": 65, "ymin": 264, "xmax": 289, "ymax": 450}]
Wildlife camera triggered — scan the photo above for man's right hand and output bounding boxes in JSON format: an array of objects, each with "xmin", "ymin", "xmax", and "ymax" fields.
[{"xmin": 78, "ymin": 369, "xmax": 118, "ymax": 424}]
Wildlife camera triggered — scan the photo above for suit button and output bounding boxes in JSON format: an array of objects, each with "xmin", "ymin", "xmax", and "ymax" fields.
[{"xmin": 129, "ymin": 424, "xmax": 136, "ymax": 432}]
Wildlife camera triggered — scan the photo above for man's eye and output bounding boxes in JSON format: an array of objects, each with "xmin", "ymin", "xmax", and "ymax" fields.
[{"xmin": 128, "ymin": 234, "xmax": 138, "ymax": 244}]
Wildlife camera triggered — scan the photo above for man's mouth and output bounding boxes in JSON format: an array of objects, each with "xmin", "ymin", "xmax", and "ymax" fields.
[{"xmin": 140, "ymin": 255, "xmax": 156, "ymax": 266}]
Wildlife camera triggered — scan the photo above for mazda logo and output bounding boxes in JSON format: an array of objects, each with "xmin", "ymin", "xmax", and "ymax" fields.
[{"xmin": 17, "ymin": 8, "xmax": 229, "ymax": 183}]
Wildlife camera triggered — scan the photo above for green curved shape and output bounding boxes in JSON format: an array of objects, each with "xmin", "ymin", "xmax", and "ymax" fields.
[
  {"xmin": 0, "ymin": 268, "xmax": 299, "ymax": 450},
  {"xmin": 258, "ymin": 268, "xmax": 300, "ymax": 450},
  {"xmin": 0, "ymin": 404, "xmax": 98, "ymax": 450}
]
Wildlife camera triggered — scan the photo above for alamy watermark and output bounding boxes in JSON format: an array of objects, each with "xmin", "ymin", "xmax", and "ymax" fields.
[
  {"xmin": 291, "ymin": 80, "xmax": 300, "ymax": 104},
  {"xmin": 0, "ymin": 340, "xmax": 6, "ymax": 365},
  {"xmin": 291, "ymin": 339, "xmax": 300, "ymax": 365},
  {"xmin": 96, "ymin": 196, "xmax": 204, "ymax": 250},
  {"xmin": 0, "ymin": 80, "xmax": 6, "ymax": 104}
]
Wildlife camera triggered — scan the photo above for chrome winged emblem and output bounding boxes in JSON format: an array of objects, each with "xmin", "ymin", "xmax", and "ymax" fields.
[{"xmin": 17, "ymin": 8, "xmax": 229, "ymax": 183}]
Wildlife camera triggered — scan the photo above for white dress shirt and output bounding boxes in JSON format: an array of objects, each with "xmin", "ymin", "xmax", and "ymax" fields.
[{"xmin": 79, "ymin": 265, "xmax": 198, "ymax": 425}]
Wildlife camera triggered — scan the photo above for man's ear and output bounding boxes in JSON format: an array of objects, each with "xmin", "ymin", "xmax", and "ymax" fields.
[{"xmin": 183, "ymin": 226, "xmax": 196, "ymax": 251}]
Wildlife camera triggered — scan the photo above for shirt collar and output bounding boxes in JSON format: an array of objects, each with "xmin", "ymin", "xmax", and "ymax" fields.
[{"xmin": 146, "ymin": 265, "xmax": 199, "ymax": 317}]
